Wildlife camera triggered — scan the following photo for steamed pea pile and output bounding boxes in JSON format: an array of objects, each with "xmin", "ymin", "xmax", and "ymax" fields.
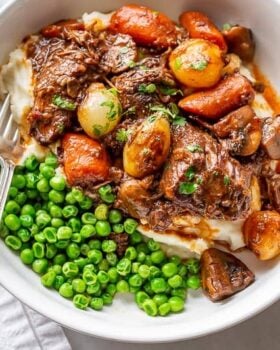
[{"xmin": 0, "ymin": 154, "xmax": 201, "ymax": 317}]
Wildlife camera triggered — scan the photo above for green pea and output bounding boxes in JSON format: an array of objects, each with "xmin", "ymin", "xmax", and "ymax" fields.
[
  {"xmin": 39, "ymin": 163, "xmax": 55, "ymax": 179},
  {"xmin": 130, "ymin": 231, "xmax": 142, "ymax": 245},
  {"xmin": 37, "ymin": 178, "xmax": 50, "ymax": 193},
  {"xmin": 186, "ymin": 258, "xmax": 200, "ymax": 275},
  {"xmin": 5, "ymin": 235, "xmax": 22, "ymax": 250},
  {"xmin": 62, "ymin": 205, "xmax": 78, "ymax": 218},
  {"xmin": 57, "ymin": 226, "xmax": 72, "ymax": 240},
  {"xmin": 72, "ymin": 279, "xmax": 86, "ymax": 293},
  {"xmin": 102, "ymin": 240, "xmax": 117, "ymax": 253},
  {"xmin": 55, "ymin": 240, "xmax": 69, "ymax": 249},
  {"xmin": 17, "ymin": 228, "xmax": 31, "ymax": 242},
  {"xmin": 41, "ymin": 270, "xmax": 56, "ymax": 288},
  {"xmin": 36, "ymin": 213, "xmax": 51, "ymax": 229},
  {"xmin": 67, "ymin": 218, "xmax": 82, "ymax": 232},
  {"xmin": 20, "ymin": 215, "xmax": 34, "ymax": 228},
  {"xmin": 8, "ymin": 186, "xmax": 18, "ymax": 198},
  {"xmin": 49, "ymin": 204, "xmax": 62, "ymax": 218},
  {"xmin": 32, "ymin": 258, "xmax": 48, "ymax": 274},
  {"xmin": 0, "ymin": 224, "xmax": 9, "ymax": 239},
  {"xmin": 168, "ymin": 275, "xmax": 183, "ymax": 289},
  {"xmin": 142, "ymin": 299, "xmax": 158, "ymax": 316},
  {"xmin": 21, "ymin": 204, "xmax": 36, "ymax": 217},
  {"xmin": 59, "ymin": 282, "xmax": 74, "ymax": 298},
  {"xmin": 49, "ymin": 176, "xmax": 66, "ymax": 191},
  {"xmin": 107, "ymin": 267, "xmax": 118, "ymax": 283},
  {"xmin": 153, "ymin": 294, "xmax": 168, "ymax": 306},
  {"xmin": 162, "ymin": 262, "xmax": 178, "ymax": 278},
  {"xmin": 143, "ymin": 282, "xmax": 154, "ymax": 296},
  {"xmin": 48, "ymin": 190, "xmax": 65, "ymax": 204},
  {"xmin": 80, "ymin": 224, "xmax": 95, "ymax": 239},
  {"xmin": 87, "ymin": 282, "xmax": 100, "ymax": 295},
  {"xmin": 151, "ymin": 278, "xmax": 167, "ymax": 294},
  {"xmin": 54, "ymin": 275, "xmax": 65, "ymax": 290},
  {"xmin": 71, "ymin": 189, "xmax": 85, "ymax": 203},
  {"xmin": 66, "ymin": 243, "xmax": 80, "ymax": 259},
  {"xmin": 151, "ymin": 250, "xmax": 165, "ymax": 265},
  {"xmin": 106, "ymin": 253, "xmax": 118, "ymax": 266},
  {"xmin": 4, "ymin": 214, "xmax": 21, "ymax": 231},
  {"xmin": 138, "ymin": 264, "xmax": 150, "ymax": 279},
  {"xmin": 116, "ymin": 280, "xmax": 129, "ymax": 293},
  {"xmin": 94, "ymin": 204, "xmax": 109, "ymax": 221},
  {"xmin": 98, "ymin": 259, "xmax": 109, "ymax": 271},
  {"xmin": 51, "ymin": 218, "xmax": 64, "ymax": 228},
  {"xmin": 158, "ymin": 302, "xmax": 171, "ymax": 316},
  {"xmin": 106, "ymin": 283, "xmax": 117, "ymax": 297},
  {"xmin": 90, "ymin": 297, "xmax": 103, "ymax": 311},
  {"xmin": 20, "ymin": 248, "xmax": 34, "ymax": 265},
  {"xmin": 32, "ymin": 242, "xmax": 45, "ymax": 258},
  {"xmin": 45, "ymin": 153, "xmax": 58, "ymax": 168},
  {"xmin": 147, "ymin": 239, "xmax": 160, "ymax": 252},
  {"xmin": 177, "ymin": 264, "xmax": 188, "ymax": 278},
  {"xmin": 125, "ymin": 247, "xmax": 137, "ymax": 261},
  {"xmin": 71, "ymin": 233, "xmax": 82, "ymax": 243},
  {"xmin": 171, "ymin": 288, "xmax": 186, "ymax": 299},
  {"xmin": 82, "ymin": 269, "xmax": 97, "ymax": 285},
  {"xmin": 123, "ymin": 218, "xmax": 138, "ymax": 234},
  {"xmin": 46, "ymin": 244, "xmax": 57, "ymax": 259},
  {"xmin": 73, "ymin": 294, "xmax": 89, "ymax": 310},
  {"xmin": 129, "ymin": 274, "xmax": 143, "ymax": 288},
  {"xmin": 5, "ymin": 200, "xmax": 20, "ymax": 214},
  {"xmin": 108, "ymin": 209, "xmax": 122, "ymax": 224},
  {"xmin": 79, "ymin": 196, "xmax": 93, "ymax": 210},
  {"xmin": 25, "ymin": 173, "xmax": 39, "ymax": 189},
  {"xmin": 65, "ymin": 192, "xmax": 76, "ymax": 205},
  {"xmin": 11, "ymin": 174, "xmax": 26, "ymax": 189},
  {"xmin": 88, "ymin": 240, "xmax": 101, "ymax": 250},
  {"xmin": 24, "ymin": 155, "xmax": 39, "ymax": 171},
  {"xmin": 116, "ymin": 258, "xmax": 131, "ymax": 276},
  {"xmin": 62, "ymin": 262, "xmax": 79, "ymax": 278},
  {"xmin": 136, "ymin": 243, "xmax": 149, "ymax": 255},
  {"xmin": 170, "ymin": 255, "xmax": 181, "ymax": 266},
  {"xmin": 168, "ymin": 296, "xmax": 184, "ymax": 313},
  {"xmin": 145, "ymin": 256, "xmax": 152, "ymax": 266},
  {"xmin": 80, "ymin": 243, "xmax": 90, "ymax": 256},
  {"xmin": 135, "ymin": 291, "xmax": 150, "ymax": 308},
  {"xmin": 98, "ymin": 185, "xmax": 115, "ymax": 204},
  {"xmin": 186, "ymin": 275, "xmax": 201, "ymax": 290},
  {"xmin": 26, "ymin": 190, "xmax": 37, "ymax": 200},
  {"xmin": 30, "ymin": 224, "xmax": 39, "ymax": 236},
  {"xmin": 53, "ymin": 254, "xmax": 67, "ymax": 266},
  {"xmin": 112, "ymin": 223, "xmax": 124, "ymax": 234},
  {"xmin": 149, "ymin": 266, "xmax": 161, "ymax": 279},
  {"xmin": 87, "ymin": 249, "xmax": 103, "ymax": 264},
  {"xmin": 102, "ymin": 292, "xmax": 113, "ymax": 306},
  {"xmin": 73, "ymin": 257, "xmax": 88, "ymax": 269},
  {"xmin": 43, "ymin": 227, "xmax": 57, "ymax": 243},
  {"xmin": 97, "ymin": 271, "xmax": 109, "ymax": 284},
  {"xmin": 95, "ymin": 221, "xmax": 111, "ymax": 237},
  {"xmin": 49, "ymin": 264, "xmax": 62, "ymax": 274}
]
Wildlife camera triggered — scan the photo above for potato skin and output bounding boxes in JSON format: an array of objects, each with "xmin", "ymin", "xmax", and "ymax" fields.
[
  {"xmin": 169, "ymin": 39, "xmax": 224, "ymax": 88},
  {"xmin": 123, "ymin": 115, "xmax": 171, "ymax": 178},
  {"xmin": 243, "ymin": 211, "xmax": 280, "ymax": 260},
  {"xmin": 179, "ymin": 73, "xmax": 255, "ymax": 120},
  {"xmin": 109, "ymin": 4, "xmax": 178, "ymax": 48},
  {"xmin": 180, "ymin": 11, "xmax": 227, "ymax": 51},
  {"xmin": 62, "ymin": 133, "xmax": 109, "ymax": 187}
]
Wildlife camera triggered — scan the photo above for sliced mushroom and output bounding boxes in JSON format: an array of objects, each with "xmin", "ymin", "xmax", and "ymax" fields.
[
  {"xmin": 223, "ymin": 25, "xmax": 255, "ymax": 62},
  {"xmin": 262, "ymin": 116, "xmax": 280, "ymax": 159},
  {"xmin": 201, "ymin": 248, "xmax": 255, "ymax": 301}
]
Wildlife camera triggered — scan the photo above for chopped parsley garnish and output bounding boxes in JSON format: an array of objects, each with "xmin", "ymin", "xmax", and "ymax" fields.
[
  {"xmin": 116, "ymin": 129, "xmax": 129, "ymax": 142},
  {"xmin": 186, "ymin": 144, "xmax": 204, "ymax": 153},
  {"xmin": 138, "ymin": 83, "xmax": 157, "ymax": 94},
  {"xmin": 190, "ymin": 60, "xmax": 208, "ymax": 71},
  {"xmin": 159, "ymin": 85, "xmax": 183, "ymax": 96},
  {"xmin": 52, "ymin": 95, "xmax": 76, "ymax": 111},
  {"xmin": 92, "ymin": 124, "xmax": 107, "ymax": 137},
  {"xmin": 222, "ymin": 23, "xmax": 233, "ymax": 31},
  {"xmin": 108, "ymin": 87, "xmax": 118, "ymax": 96},
  {"xmin": 174, "ymin": 57, "xmax": 183, "ymax": 70},
  {"xmin": 122, "ymin": 106, "xmax": 136, "ymax": 117},
  {"xmin": 148, "ymin": 115, "xmax": 157, "ymax": 123},
  {"xmin": 101, "ymin": 101, "xmax": 119, "ymax": 121},
  {"xmin": 128, "ymin": 60, "xmax": 136, "ymax": 68},
  {"xmin": 224, "ymin": 175, "xmax": 231, "ymax": 186},
  {"xmin": 185, "ymin": 166, "xmax": 196, "ymax": 181},
  {"xmin": 179, "ymin": 182, "xmax": 198, "ymax": 195},
  {"xmin": 150, "ymin": 104, "xmax": 186, "ymax": 126}
]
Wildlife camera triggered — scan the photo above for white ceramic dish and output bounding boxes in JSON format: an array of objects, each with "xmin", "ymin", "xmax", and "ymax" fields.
[{"xmin": 1, "ymin": 0, "xmax": 280, "ymax": 343}]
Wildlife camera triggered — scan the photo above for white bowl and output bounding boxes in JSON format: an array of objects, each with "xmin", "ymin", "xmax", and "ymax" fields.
[{"xmin": 1, "ymin": 0, "xmax": 280, "ymax": 343}]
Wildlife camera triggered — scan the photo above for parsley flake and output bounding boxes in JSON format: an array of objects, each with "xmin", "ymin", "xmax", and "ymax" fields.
[
  {"xmin": 224, "ymin": 176, "xmax": 231, "ymax": 186},
  {"xmin": 150, "ymin": 104, "xmax": 186, "ymax": 126},
  {"xmin": 185, "ymin": 166, "xmax": 196, "ymax": 181},
  {"xmin": 159, "ymin": 85, "xmax": 183, "ymax": 96},
  {"xmin": 101, "ymin": 100, "xmax": 119, "ymax": 121},
  {"xmin": 190, "ymin": 60, "xmax": 208, "ymax": 71},
  {"xmin": 52, "ymin": 95, "xmax": 76, "ymax": 111},
  {"xmin": 187, "ymin": 144, "xmax": 204, "ymax": 153},
  {"xmin": 174, "ymin": 57, "xmax": 183, "ymax": 70},
  {"xmin": 138, "ymin": 83, "xmax": 157, "ymax": 94},
  {"xmin": 179, "ymin": 182, "xmax": 198, "ymax": 195},
  {"xmin": 116, "ymin": 129, "xmax": 129, "ymax": 142}
]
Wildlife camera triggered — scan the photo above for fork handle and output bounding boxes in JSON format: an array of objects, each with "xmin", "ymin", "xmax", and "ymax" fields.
[{"xmin": 0, "ymin": 156, "xmax": 15, "ymax": 221}]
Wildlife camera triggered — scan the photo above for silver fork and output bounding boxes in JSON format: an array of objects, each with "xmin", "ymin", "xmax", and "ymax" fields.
[{"xmin": 0, "ymin": 94, "xmax": 22, "ymax": 220}]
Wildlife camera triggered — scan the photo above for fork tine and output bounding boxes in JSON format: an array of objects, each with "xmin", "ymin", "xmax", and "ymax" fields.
[
  {"xmin": 0, "ymin": 157, "xmax": 15, "ymax": 221},
  {"xmin": 0, "ymin": 95, "xmax": 11, "ymax": 126},
  {"xmin": 3, "ymin": 113, "xmax": 14, "ymax": 139}
]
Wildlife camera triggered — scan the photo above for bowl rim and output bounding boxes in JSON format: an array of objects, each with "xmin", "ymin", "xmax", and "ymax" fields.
[{"xmin": 1, "ymin": 0, "xmax": 280, "ymax": 343}]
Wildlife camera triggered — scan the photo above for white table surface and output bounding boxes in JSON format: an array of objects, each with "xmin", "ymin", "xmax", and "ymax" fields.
[
  {"xmin": 1, "ymin": 1, "xmax": 280, "ymax": 349},
  {"xmin": 64, "ymin": 300, "xmax": 280, "ymax": 349}
]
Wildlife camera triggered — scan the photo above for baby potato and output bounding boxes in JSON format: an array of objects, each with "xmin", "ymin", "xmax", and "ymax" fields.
[
  {"xmin": 169, "ymin": 39, "xmax": 224, "ymax": 88},
  {"xmin": 243, "ymin": 211, "xmax": 280, "ymax": 260},
  {"xmin": 78, "ymin": 83, "xmax": 122, "ymax": 139},
  {"xmin": 123, "ymin": 114, "xmax": 171, "ymax": 178}
]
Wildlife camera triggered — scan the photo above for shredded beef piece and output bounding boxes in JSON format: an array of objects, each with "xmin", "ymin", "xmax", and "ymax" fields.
[
  {"xmin": 109, "ymin": 233, "xmax": 129, "ymax": 257},
  {"xmin": 97, "ymin": 33, "xmax": 137, "ymax": 74}
]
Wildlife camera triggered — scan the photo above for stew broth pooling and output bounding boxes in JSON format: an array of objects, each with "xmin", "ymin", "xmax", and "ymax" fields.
[{"xmin": 1, "ymin": 4, "xmax": 280, "ymax": 306}]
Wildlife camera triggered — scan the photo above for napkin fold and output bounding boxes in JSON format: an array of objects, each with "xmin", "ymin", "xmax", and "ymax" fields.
[{"xmin": 0, "ymin": 284, "xmax": 72, "ymax": 350}]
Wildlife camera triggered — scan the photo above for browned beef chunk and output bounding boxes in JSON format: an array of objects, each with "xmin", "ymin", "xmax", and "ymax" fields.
[
  {"xmin": 261, "ymin": 160, "xmax": 280, "ymax": 212},
  {"xmin": 262, "ymin": 116, "xmax": 280, "ymax": 160},
  {"xmin": 160, "ymin": 123, "xmax": 253, "ymax": 220},
  {"xmin": 201, "ymin": 248, "xmax": 255, "ymax": 301},
  {"xmin": 97, "ymin": 33, "xmax": 137, "ymax": 74},
  {"xmin": 27, "ymin": 21, "xmax": 100, "ymax": 145},
  {"xmin": 109, "ymin": 233, "xmax": 129, "ymax": 257},
  {"xmin": 112, "ymin": 56, "xmax": 176, "ymax": 117}
]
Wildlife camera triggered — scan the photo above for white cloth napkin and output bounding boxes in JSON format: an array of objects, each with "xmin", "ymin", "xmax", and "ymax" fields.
[{"xmin": 0, "ymin": 284, "xmax": 72, "ymax": 350}]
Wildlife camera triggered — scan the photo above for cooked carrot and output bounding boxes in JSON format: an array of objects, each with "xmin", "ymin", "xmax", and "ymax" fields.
[
  {"xmin": 179, "ymin": 73, "xmax": 255, "ymax": 120},
  {"xmin": 41, "ymin": 20, "xmax": 85, "ymax": 38},
  {"xmin": 109, "ymin": 4, "xmax": 178, "ymax": 48},
  {"xmin": 62, "ymin": 133, "xmax": 109, "ymax": 187},
  {"xmin": 179, "ymin": 11, "xmax": 227, "ymax": 51}
]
